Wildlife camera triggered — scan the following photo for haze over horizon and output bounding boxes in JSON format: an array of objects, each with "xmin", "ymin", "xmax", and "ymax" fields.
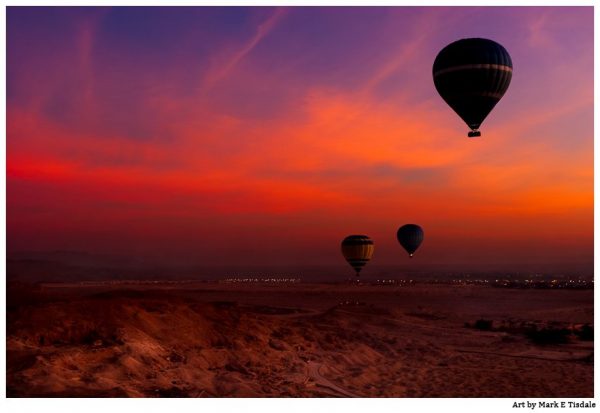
[{"xmin": 7, "ymin": 7, "xmax": 593, "ymax": 275}]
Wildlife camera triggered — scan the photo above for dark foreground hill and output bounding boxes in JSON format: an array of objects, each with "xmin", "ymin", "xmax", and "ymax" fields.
[{"xmin": 7, "ymin": 283, "xmax": 593, "ymax": 397}]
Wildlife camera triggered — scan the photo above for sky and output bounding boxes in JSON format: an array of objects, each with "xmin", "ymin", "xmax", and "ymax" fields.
[{"xmin": 6, "ymin": 7, "xmax": 594, "ymax": 274}]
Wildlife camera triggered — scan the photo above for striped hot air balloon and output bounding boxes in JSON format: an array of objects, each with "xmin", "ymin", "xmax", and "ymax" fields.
[
  {"xmin": 397, "ymin": 224, "xmax": 424, "ymax": 258},
  {"xmin": 433, "ymin": 38, "xmax": 512, "ymax": 137},
  {"xmin": 341, "ymin": 235, "xmax": 374, "ymax": 277}
]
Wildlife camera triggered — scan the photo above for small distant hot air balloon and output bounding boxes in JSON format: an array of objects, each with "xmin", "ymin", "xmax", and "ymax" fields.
[
  {"xmin": 433, "ymin": 38, "xmax": 512, "ymax": 137},
  {"xmin": 397, "ymin": 224, "xmax": 424, "ymax": 258},
  {"xmin": 341, "ymin": 235, "xmax": 374, "ymax": 277}
]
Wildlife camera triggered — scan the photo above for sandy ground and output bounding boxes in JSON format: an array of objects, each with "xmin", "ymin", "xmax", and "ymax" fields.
[{"xmin": 6, "ymin": 283, "xmax": 594, "ymax": 397}]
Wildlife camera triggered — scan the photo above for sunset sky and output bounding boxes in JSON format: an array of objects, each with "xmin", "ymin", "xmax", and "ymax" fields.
[{"xmin": 7, "ymin": 7, "xmax": 593, "ymax": 274}]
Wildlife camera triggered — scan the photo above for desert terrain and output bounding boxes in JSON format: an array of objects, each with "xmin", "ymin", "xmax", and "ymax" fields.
[{"xmin": 6, "ymin": 282, "xmax": 594, "ymax": 397}]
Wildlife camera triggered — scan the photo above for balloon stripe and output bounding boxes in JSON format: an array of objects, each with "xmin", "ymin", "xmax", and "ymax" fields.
[
  {"xmin": 443, "ymin": 91, "xmax": 506, "ymax": 99},
  {"xmin": 433, "ymin": 63, "xmax": 512, "ymax": 77}
]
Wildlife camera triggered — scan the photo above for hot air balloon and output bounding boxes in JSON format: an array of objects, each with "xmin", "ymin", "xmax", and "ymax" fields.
[
  {"xmin": 433, "ymin": 38, "xmax": 512, "ymax": 137},
  {"xmin": 341, "ymin": 235, "xmax": 374, "ymax": 277},
  {"xmin": 397, "ymin": 224, "xmax": 423, "ymax": 258}
]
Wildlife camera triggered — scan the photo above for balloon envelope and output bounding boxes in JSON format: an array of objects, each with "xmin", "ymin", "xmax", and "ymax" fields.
[
  {"xmin": 433, "ymin": 38, "xmax": 512, "ymax": 136},
  {"xmin": 341, "ymin": 235, "xmax": 374, "ymax": 276},
  {"xmin": 397, "ymin": 224, "xmax": 424, "ymax": 257}
]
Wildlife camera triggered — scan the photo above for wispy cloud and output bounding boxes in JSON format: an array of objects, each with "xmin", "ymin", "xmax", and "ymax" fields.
[
  {"xmin": 360, "ymin": 9, "xmax": 442, "ymax": 95},
  {"xmin": 203, "ymin": 7, "xmax": 288, "ymax": 88},
  {"xmin": 526, "ymin": 11, "xmax": 551, "ymax": 48}
]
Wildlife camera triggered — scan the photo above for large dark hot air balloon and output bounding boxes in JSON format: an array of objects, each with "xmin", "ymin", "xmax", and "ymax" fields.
[
  {"xmin": 397, "ymin": 224, "xmax": 423, "ymax": 258},
  {"xmin": 433, "ymin": 38, "xmax": 512, "ymax": 137},
  {"xmin": 341, "ymin": 235, "xmax": 374, "ymax": 277}
]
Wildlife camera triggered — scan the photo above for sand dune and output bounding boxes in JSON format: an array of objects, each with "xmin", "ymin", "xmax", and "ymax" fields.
[{"xmin": 6, "ymin": 283, "xmax": 593, "ymax": 397}]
